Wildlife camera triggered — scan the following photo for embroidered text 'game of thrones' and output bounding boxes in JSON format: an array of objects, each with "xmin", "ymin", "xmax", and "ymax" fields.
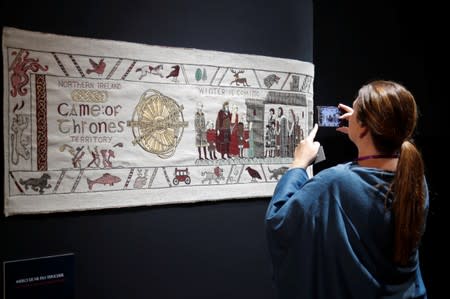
[{"xmin": 2, "ymin": 27, "xmax": 314, "ymax": 216}]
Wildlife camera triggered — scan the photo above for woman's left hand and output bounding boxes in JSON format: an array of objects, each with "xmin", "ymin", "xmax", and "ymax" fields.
[{"xmin": 336, "ymin": 103, "xmax": 353, "ymax": 134}]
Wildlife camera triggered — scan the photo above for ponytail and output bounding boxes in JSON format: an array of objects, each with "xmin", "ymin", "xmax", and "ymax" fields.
[{"xmin": 391, "ymin": 140, "xmax": 426, "ymax": 265}]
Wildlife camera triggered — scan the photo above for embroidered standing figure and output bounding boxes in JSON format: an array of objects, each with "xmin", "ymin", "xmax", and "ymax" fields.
[
  {"xmin": 215, "ymin": 101, "xmax": 231, "ymax": 159},
  {"xmin": 194, "ymin": 102, "xmax": 208, "ymax": 160}
]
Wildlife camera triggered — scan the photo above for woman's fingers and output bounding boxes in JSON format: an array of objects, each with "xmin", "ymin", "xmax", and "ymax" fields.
[
  {"xmin": 336, "ymin": 126, "xmax": 349, "ymax": 134},
  {"xmin": 307, "ymin": 123, "xmax": 319, "ymax": 141}
]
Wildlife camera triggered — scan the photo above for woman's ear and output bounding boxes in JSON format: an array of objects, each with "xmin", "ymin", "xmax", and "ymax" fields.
[{"xmin": 359, "ymin": 126, "xmax": 369, "ymax": 139}]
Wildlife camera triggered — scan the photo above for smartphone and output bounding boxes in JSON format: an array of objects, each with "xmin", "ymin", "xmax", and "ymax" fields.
[{"xmin": 316, "ymin": 106, "xmax": 346, "ymax": 127}]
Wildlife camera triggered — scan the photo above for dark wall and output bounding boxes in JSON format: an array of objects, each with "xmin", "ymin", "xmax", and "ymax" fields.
[
  {"xmin": 1, "ymin": 1, "xmax": 312, "ymax": 298},
  {"xmin": 313, "ymin": 1, "xmax": 446, "ymax": 298},
  {"xmin": 2, "ymin": 0, "xmax": 445, "ymax": 298}
]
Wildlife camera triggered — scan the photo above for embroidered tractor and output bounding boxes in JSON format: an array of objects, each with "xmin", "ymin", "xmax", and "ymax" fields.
[{"xmin": 173, "ymin": 167, "xmax": 191, "ymax": 185}]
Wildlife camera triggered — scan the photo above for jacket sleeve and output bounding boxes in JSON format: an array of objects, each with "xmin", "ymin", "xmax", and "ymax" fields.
[{"xmin": 265, "ymin": 167, "xmax": 310, "ymax": 247}]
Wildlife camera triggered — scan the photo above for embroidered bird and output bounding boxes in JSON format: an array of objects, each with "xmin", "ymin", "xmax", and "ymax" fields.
[
  {"xmin": 166, "ymin": 65, "xmax": 180, "ymax": 81},
  {"xmin": 245, "ymin": 166, "xmax": 262, "ymax": 182},
  {"xmin": 86, "ymin": 58, "xmax": 106, "ymax": 75}
]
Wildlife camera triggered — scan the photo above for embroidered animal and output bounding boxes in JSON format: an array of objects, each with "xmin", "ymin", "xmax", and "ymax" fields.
[
  {"xmin": 9, "ymin": 50, "xmax": 49, "ymax": 97},
  {"xmin": 86, "ymin": 58, "xmax": 106, "ymax": 75},
  {"xmin": 245, "ymin": 166, "xmax": 262, "ymax": 182},
  {"xmin": 133, "ymin": 169, "xmax": 149, "ymax": 189},
  {"xmin": 87, "ymin": 173, "xmax": 121, "ymax": 190},
  {"xmin": 136, "ymin": 64, "xmax": 164, "ymax": 80},
  {"xmin": 230, "ymin": 69, "xmax": 249, "ymax": 86},
  {"xmin": 268, "ymin": 166, "xmax": 289, "ymax": 180},
  {"xmin": 19, "ymin": 173, "xmax": 52, "ymax": 194},
  {"xmin": 264, "ymin": 74, "xmax": 280, "ymax": 88},
  {"xmin": 11, "ymin": 114, "xmax": 30, "ymax": 165},
  {"xmin": 201, "ymin": 167, "xmax": 225, "ymax": 184},
  {"xmin": 166, "ymin": 65, "xmax": 180, "ymax": 81}
]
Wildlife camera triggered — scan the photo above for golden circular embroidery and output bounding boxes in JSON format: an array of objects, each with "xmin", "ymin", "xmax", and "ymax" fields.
[{"xmin": 127, "ymin": 89, "xmax": 188, "ymax": 158}]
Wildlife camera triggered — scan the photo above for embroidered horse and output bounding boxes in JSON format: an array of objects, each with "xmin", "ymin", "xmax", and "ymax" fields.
[
  {"xmin": 136, "ymin": 64, "xmax": 164, "ymax": 80},
  {"xmin": 19, "ymin": 173, "xmax": 52, "ymax": 194}
]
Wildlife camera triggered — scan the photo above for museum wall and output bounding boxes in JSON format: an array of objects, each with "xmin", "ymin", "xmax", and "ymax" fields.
[
  {"xmin": 0, "ymin": 1, "xmax": 312, "ymax": 298},
  {"xmin": 2, "ymin": 0, "xmax": 445, "ymax": 298}
]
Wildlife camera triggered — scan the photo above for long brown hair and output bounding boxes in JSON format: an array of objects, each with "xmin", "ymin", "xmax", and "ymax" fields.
[{"xmin": 355, "ymin": 80, "xmax": 426, "ymax": 266}]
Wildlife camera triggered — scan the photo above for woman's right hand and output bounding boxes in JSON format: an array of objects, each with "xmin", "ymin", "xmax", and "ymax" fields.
[{"xmin": 290, "ymin": 123, "xmax": 320, "ymax": 169}]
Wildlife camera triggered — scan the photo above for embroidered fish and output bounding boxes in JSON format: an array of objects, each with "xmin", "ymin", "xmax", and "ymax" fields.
[{"xmin": 87, "ymin": 173, "xmax": 121, "ymax": 190}]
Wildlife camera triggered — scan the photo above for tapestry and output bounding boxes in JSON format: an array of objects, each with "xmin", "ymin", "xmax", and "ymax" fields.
[{"xmin": 2, "ymin": 27, "xmax": 314, "ymax": 216}]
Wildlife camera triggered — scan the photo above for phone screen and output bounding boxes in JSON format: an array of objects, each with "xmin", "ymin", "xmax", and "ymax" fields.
[{"xmin": 316, "ymin": 106, "xmax": 343, "ymax": 127}]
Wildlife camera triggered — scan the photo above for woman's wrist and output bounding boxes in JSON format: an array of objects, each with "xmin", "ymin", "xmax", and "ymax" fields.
[{"xmin": 289, "ymin": 161, "xmax": 308, "ymax": 169}]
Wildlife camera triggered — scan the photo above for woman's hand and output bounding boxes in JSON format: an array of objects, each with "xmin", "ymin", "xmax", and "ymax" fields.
[
  {"xmin": 290, "ymin": 123, "xmax": 320, "ymax": 169},
  {"xmin": 336, "ymin": 103, "xmax": 353, "ymax": 134}
]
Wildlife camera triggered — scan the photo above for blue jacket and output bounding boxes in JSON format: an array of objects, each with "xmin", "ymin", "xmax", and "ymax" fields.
[{"xmin": 265, "ymin": 163, "xmax": 428, "ymax": 299}]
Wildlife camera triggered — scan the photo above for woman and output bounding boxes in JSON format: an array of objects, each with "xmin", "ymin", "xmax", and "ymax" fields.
[{"xmin": 265, "ymin": 80, "xmax": 429, "ymax": 299}]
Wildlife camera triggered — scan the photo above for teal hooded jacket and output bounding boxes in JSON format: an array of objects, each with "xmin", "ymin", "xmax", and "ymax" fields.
[{"xmin": 265, "ymin": 163, "xmax": 428, "ymax": 299}]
